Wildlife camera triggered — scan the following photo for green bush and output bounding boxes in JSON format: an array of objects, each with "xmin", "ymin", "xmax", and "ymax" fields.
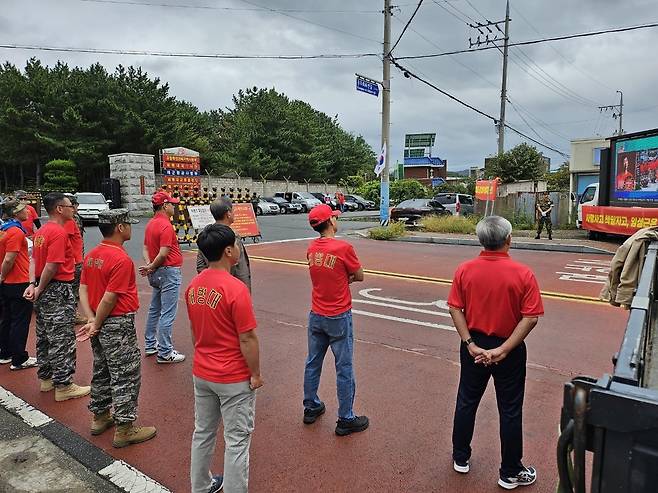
[
  {"xmin": 356, "ymin": 178, "xmax": 430, "ymax": 205},
  {"xmin": 368, "ymin": 221, "xmax": 406, "ymax": 240},
  {"xmin": 420, "ymin": 215, "xmax": 477, "ymax": 234},
  {"xmin": 43, "ymin": 159, "xmax": 78, "ymax": 191},
  {"xmin": 503, "ymin": 212, "xmax": 535, "ymax": 230}
]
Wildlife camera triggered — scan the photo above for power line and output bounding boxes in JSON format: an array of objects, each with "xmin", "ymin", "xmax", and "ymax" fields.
[
  {"xmin": 78, "ymin": 0, "xmax": 382, "ymax": 13},
  {"xmin": 390, "ymin": 0, "xmax": 425, "ymax": 54},
  {"xmin": 390, "ymin": 57, "xmax": 570, "ymax": 157},
  {"xmin": 232, "ymin": 0, "xmax": 381, "ymax": 45},
  {"xmin": 398, "ymin": 21, "xmax": 658, "ymax": 60},
  {"xmin": 0, "ymin": 44, "xmax": 379, "ymax": 60}
]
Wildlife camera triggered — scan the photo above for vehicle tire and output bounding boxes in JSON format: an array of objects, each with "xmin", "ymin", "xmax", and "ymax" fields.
[
  {"xmin": 302, "ymin": 205, "xmax": 308, "ymax": 213},
  {"xmin": 256, "ymin": 207, "xmax": 262, "ymax": 216},
  {"xmin": 358, "ymin": 203, "xmax": 365, "ymax": 211},
  {"xmin": 281, "ymin": 207, "xmax": 287, "ymax": 214}
]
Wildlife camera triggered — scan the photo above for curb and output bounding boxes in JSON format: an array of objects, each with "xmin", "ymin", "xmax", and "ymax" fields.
[
  {"xmin": 0, "ymin": 386, "xmax": 171, "ymax": 493},
  {"xmin": 393, "ymin": 235, "xmax": 614, "ymax": 255}
]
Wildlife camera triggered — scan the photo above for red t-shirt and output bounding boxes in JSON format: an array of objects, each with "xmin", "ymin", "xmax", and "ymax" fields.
[
  {"xmin": 81, "ymin": 241, "xmax": 139, "ymax": 316},
  {"xmin": 307, "ymin": 237, "xmax": 361, "ymax": 316},
  {"xmin": 20, "ymin": 205, "xmax": 39, "ymax": 236},
  {"xmin": 0, "ymin": 225, "xmax": 29, "ymax": 284},
  {"xmin": 186, "ymin": 269, "xmax": 257, "ymax": 384},
  {"xmin": 63, "ymin": 218, "xmax": 84, "ymax": 264},
  {"xmin": 447, "ymin": 251, "xmax": 544, "ymax": 338},
  {"xmin": 144, "ymin": 213, "xmax": 182, "ymax": 268},
  {"xmin": 33, "ymin": 222, "xmax": 75, "ymax": 282}
]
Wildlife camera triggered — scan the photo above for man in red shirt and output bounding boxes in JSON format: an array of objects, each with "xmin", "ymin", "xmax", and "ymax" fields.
[
  {"xmin": 14, "ymin": 190, "xmax": 41, "ymax": 237},
  {"xmin": 24, "ymin": 192, "xmax": 90, "ymax": 401},
  {"xmin": 139, "ymin": 190, "xmax": 185, "ymax": 363},
  {"xmin": 79, "ymin": 209, "xmax": 157, "ymax": 448},
  {"xmin": 63, "ymin": 194, "xmax": 85, "ymax": 324},
  {"xmin": 0, "ymin": 200, "xmax": 37, "ymax": 370},
  {"xmin": 447, "ymin": 216, "xmax": 543, "ymax": 489},
  {"xmin": 186, "ymin": 224, "xmax": 262, "ymax": 493},
  {"xmin": 303, "ymin": 204, "xmax": 368, "ymax": 436}
]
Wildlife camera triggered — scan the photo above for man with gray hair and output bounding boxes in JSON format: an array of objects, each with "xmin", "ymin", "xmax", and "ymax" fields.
[
  {"xmin": 196, "ymin": 197, "xmax": 251, "ymax": 291},
  {"xmin": 447, "ymin": 216, "xmax": 543, "ymax": 489}
]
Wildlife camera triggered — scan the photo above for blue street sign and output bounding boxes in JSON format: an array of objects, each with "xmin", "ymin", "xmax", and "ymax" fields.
[{"xmin": 356, "ymin": 77, "xmax": 379, "ymax": 97}]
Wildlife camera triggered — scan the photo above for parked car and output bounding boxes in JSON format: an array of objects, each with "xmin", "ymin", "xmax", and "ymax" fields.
[
  {"xmin": 345, "ymin": 194, "xmax": 376, "ymax": 211},
  {"xmin": 390, "ymin": 199, "xmax": 449, "ymax": 224},
  {"xmin": 432, "ymin": 193, "xmax": 474, "ymax": 216},
  {"xmin": 265, "ymin": 196, "xmax": 303, "ymax": 214},
  {"xmin": 274, "ymin": 192, "xmax": 322, "ymax": 212},
  {"xmin": 75, "ymin": 192, "xmax": 111, "ymax": 221},
  {"xmin": 310, "ymin": 192, "xmax": 337, "ymax": 209},
  {"xmin": 253, "ymin": 198, "xmax": 280, "ymax": 216}
]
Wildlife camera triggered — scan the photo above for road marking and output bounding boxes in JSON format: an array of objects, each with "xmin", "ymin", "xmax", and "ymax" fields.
[
  {"xmin": 352, "ymin": 309, "xmax": 456, "ymax": 331},
  {"xmin": 250, "ymin": 255, "xmax": 605, "ymax": 304},
  {"xmin": 99, "ymin": 461, "xmax": 172, "ymax": 493},
  {"xmin": 244, "ymin": 237, "xmax": 316, "ymax": 246},
  {"xmin": 0, "ymin": 386, "xmax": 53, "ymax": 428},
  {"xmin": 557, "ymin": 258, "xmax": 610, "ymax": 285},
  {"xmin": 359, "ymin": 288, "xmax": 449, "ymax": 308},
  {"xmin": 353, "ymin": 299, "xmax": 452, "ymax": 317}
]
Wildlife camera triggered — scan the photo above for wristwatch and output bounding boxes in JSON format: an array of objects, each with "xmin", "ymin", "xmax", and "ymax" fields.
[{"xmin": 463, "ymin": 338, "xmax": 473, "ymax": 346}]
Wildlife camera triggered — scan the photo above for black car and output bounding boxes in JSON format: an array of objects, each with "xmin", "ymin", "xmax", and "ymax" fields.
[
  {"xmin": 265, "ymin": 196, "xmax": 303, "ymax": 214},
  {"xmin": 310, "ymin": 192, "xmax": 337, "ymax": 209},
  {"xmin": 390, "ymin": 198, "xmax": 449, "ymax": 223},
  {"xmin": 345, "ymin": 194, "xmax": 376, "ymax": 211}
]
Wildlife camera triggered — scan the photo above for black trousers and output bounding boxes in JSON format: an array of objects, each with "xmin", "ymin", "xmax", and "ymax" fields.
[
  {"xmin": 452, "ymin": 331, "xmax": 526, "ymax": 478},
  {"xmin": 0, "ymin": 282, "xmax": 32, "ymax": 366}
]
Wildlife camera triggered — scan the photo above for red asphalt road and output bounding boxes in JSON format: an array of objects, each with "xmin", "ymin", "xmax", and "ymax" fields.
[{"xmin": 0, "ymin": 239, "xmax": 626, "ymax": 492}]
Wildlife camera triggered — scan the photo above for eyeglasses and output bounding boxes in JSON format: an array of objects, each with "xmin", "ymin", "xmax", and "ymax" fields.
[{"xmin": 59, "ymin": 204, "xmax": 75, "ymax": 209}]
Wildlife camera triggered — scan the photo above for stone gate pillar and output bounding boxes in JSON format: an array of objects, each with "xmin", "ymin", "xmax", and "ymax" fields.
[{"xmin": 108, "ymin": 153, "xmax": 156, "ymax": 216}]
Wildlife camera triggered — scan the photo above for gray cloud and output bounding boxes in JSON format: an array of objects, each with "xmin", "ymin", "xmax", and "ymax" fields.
[{"xmin": 1, "ymin": 0, "xmax": 657, "ymax": 170}]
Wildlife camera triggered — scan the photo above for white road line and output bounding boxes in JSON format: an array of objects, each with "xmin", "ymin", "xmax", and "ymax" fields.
[
  {"xmin": 99, "ymin": 461, "xmax": 172, "ymax": 493},
  {"xmin": 244, "ymin": 237, "xmax": 315, "ymax": 246},
  {"xmin": 352, "ymin": 309, "xmax": 456, "ymax": 332},
  {"xmin": 352, "ymin": 299, "xmax": 452, "ymax": 317},
  {"xmin": 358, "ymin": 288, "xmax": 449, "ymax": 309},
  {"xmin": 0, "ymin": 386, "xmax": 52, "ymax": 428}
]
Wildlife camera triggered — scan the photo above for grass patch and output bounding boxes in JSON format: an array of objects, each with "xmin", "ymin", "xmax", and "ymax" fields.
[
  {"xmin": 420, "ymin": 214, "xmax": 477, "ymax": 234},
  {"xmin": 368, "ymin": 221, "xmax": 406, "ymax": 240}
]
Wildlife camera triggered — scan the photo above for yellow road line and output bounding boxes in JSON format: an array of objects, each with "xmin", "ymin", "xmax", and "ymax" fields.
[{"xmin": 249, "ymin": 255, "xmax": 605, "ymax": 306}]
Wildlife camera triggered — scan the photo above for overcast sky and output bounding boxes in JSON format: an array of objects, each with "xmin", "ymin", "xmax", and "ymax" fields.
[{"xmin": 2, "ymin": 0, "xmax": 657, "ymax": 171}]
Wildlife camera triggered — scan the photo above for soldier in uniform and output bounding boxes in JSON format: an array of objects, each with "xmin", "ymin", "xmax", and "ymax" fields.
[
  {"xmin": 63, "ymin": 194, "xmax": 86, "ymax": 325},
  {"xmin": 195, "ymin": 197, "xmax": 252, "ymax": 291},
  {"xmin": 535, "ymin": 192, "xmax": 553, "ymax": 240},
  {"xmin": 79, "ymin": 209, "xmax": 157, "ymax": 448},
  {"xmin": 24, "ymin": 192, "xmax": 90, "ymax": 401}
]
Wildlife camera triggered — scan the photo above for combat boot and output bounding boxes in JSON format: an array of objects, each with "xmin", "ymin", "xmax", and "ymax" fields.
[
  {"xmin": 55, "ymin": 383, "xmax": 91, "ymax": 402},
  {"xmin": 91, "ymin": 411, "xmax": 115, "ymax": 436},
  {"xmin": 40, "ymin": 378, "xmax": 54, "ymax": 392},
  {"xmin": 112, "ymin": 423, "xmax": 157, "ymax": 448}
]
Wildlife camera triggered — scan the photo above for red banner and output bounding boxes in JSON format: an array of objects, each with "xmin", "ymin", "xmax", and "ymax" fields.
[
  {"xmin": 231, "ymin": 203, "xmax": 261, "ymax": 238},
  {"xmin": 582, "ymin": 206, "xmax": 658, "ymax": 235},
  {"xmin": 475, "ymin": 180, "xmax": 497, "ymax": 201},
  {"xmin": 163, "ymin": 175, "xmax": 201, "ymax": 188}
]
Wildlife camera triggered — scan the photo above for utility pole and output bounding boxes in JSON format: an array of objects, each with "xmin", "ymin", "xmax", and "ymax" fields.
[
  {"xmin": 497, "ymin": 0, "xmax": 510, "ymax": 155},
  {"xmin": 598, "ymin": 90, "xmax": 624, "ymax": 136},
  {"xmin": 380, "ymin": 0, "xmax": 392, "ymax": 226}
]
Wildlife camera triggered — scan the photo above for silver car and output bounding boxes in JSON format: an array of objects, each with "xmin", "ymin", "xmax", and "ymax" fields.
[
  {"xmin": 75, "ymin": 192, "xmax": 111, "ymax": 221},
  {"xmin": 254, "ymin": 198, "xmax": 280, "ymax": 216},
  {"xmin": 432, "ymin": 193, "xmax": 474, "ymax": 216}
]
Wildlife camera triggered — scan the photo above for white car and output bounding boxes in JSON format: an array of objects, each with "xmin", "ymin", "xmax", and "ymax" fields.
[
  {"xmin": 75, "ymin": 192, "xmax": 111, "ymax": 221},
  {"xmin": 254, "ymin": 199, "xmax": 280, "ymax": 216}
]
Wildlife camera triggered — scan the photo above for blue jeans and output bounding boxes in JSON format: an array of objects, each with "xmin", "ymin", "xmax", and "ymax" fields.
[
  {"xmin": 303, "ymin": 310, "xmax": 356, "ymax": 420},
  {"xmin": 144, "ymin": 267, "xmax": 182, "ymax": 358}
]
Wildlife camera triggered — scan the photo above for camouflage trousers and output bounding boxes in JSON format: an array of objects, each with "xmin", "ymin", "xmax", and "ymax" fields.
[
  {"xmin": 35, "ymin": 281, "xmax": 76, "ymax": 386},
  {"xmin": 88, "ymin": 314, "xmax": 141, "ymax": 424},
  {"xmin": 537, "ymin": 215, "xmax": 552, "ymax": 237},
  {"xmin": 73, "ymin": 263, "xmax": 83, "ymax": 301}
]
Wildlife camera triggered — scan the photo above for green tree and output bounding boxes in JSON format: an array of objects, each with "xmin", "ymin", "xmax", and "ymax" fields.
[
  {"xmin": 544, "ymin": 161, "xmax": 570, "ymax": 191},
  {"xmin": 43, "ymin": 159, "xmax": 78, "ymax": 191},
  {"xmin": 356, "ymin": 179, "xmax": 429, "ymax": 204},
  {"xmin": 486, "ymin": 143, "xmax": 546, "ymax": 183}
]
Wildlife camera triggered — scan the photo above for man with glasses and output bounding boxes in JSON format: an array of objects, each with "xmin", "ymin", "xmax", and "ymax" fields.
[
  {"xmin": 139, "ymin": 190, "xmax": 185, "ymax": 364},
  {"xmin": 25, "ymin": 192, "xmax": 90, "ymax": 401}
]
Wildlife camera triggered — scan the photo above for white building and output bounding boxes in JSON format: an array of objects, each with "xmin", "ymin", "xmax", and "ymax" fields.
[{"xmin": 569, "ymin": 137, "xmax": 608, "ymax": 199}]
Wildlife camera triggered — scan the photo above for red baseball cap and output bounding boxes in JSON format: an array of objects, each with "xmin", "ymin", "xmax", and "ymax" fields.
[
  {"xmin": 308, "ymin": 204, "xmax": 340, "ymax": 227},
  {"xmin": 152, "ymin": 190, "xmax": 180, "ymax": 206}
]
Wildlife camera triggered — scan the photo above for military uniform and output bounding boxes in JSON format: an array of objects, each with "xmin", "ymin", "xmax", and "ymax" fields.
[
  {"xmin": 81, "ymin": 209, "xmax": 143, "ymax": 425},
  {"xmin": 535, "ymin": 195, "xmax": 553, "ymax": 240}
]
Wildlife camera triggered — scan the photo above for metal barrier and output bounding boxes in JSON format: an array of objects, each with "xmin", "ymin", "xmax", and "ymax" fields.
[{"xmin": 558, "ymin": 242, "xmax": 658, "ymax": 493}]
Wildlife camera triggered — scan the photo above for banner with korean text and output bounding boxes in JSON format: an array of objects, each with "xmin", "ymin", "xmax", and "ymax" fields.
[
  {"xmin": 475, "ymin": 180, "xmax": 497, "ymax": 201},
  {"xmin": 231, "ymin": 203, "xmax": 261, "ymax": 239},
  {"xmin": 582, "ymin": 205, "xmax": 658, "ymax": 235}
]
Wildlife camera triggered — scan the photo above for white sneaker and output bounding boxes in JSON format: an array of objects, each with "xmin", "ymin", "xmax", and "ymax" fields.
[
  {"xmin": 157, "ymin": 350, "xmax": 186, "ymax": 364},
  {"xmin": 10, "ymin": 357, "xmax": 38, "ymax": 371},
  {"xmin": 453, "ymin": 460, "xmax": 470, "ymax": 474},
  {"xmin": 498, "ymin": 466, "xmax": 537, "ymax": 489},
  {"xmin": 0, "ymin": 357, "xmax": 11, "ymax": 365},
  {"xmin": 144, "ymin": 348, "xmax": 157, "ymax": 357}
]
